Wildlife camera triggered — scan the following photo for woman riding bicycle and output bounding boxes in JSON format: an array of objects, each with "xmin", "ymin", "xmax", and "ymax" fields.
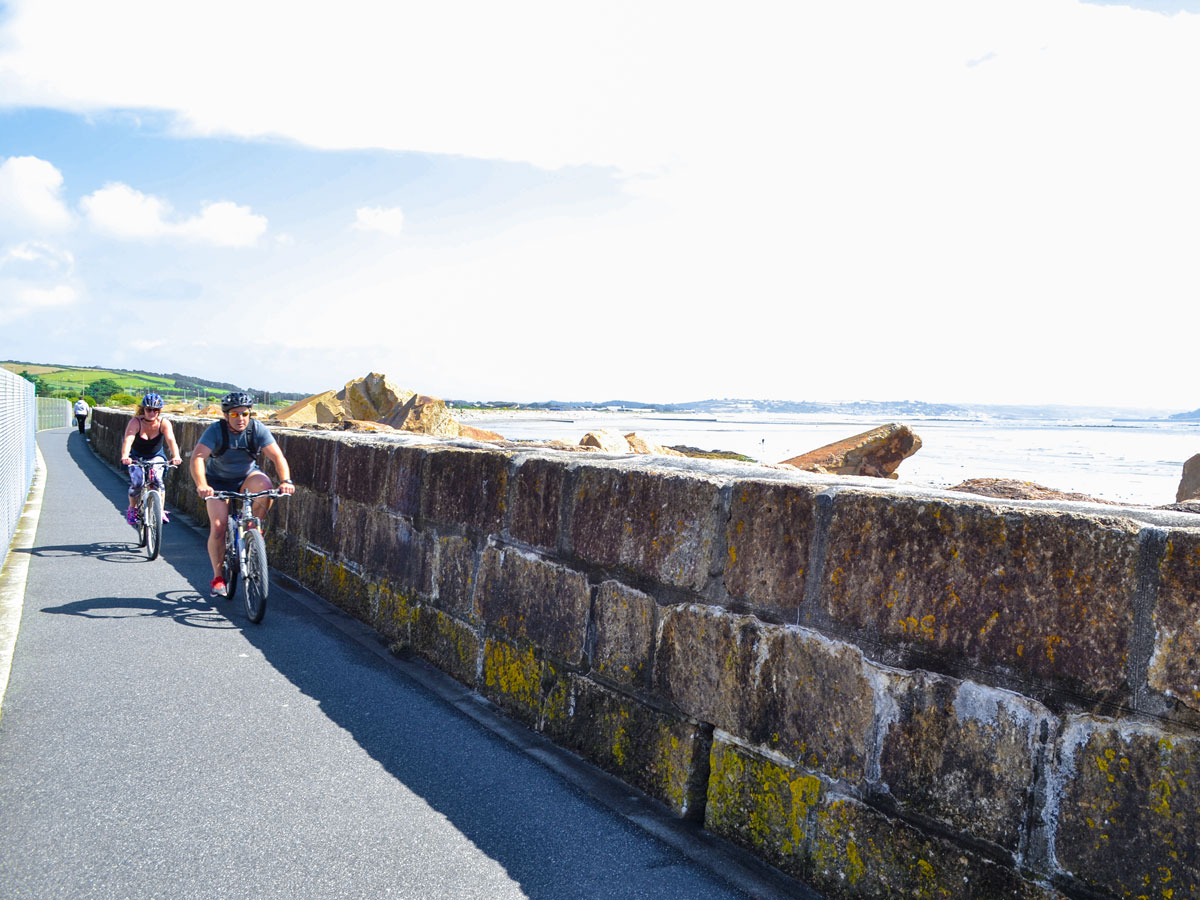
[
  {"xmin": 120, "ymin": 392, "xmax": 183, "ymax": 525},
  {"xmin": 190, "ymin": 391, "xmax": 294, "ymax": 597}
]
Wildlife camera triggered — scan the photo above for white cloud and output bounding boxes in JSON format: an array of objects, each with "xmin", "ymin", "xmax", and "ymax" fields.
[
  {"xmin": 80, "ymin": 182, "xmax": 267, "ymax": 247},
  {"xmin": 0, "ymin": 156, "xmax": 73, "ymax": 233},
  {"xmin": 3, "ymin": 1, "xmax": 1200, "ymax": 405},
  {"xmin": 353, "ymin": 206, "xmax": 405, "ymax": 237},
  {"xmin": 0, "ymin": 242, "xmax": 80, "ymax": 324}
]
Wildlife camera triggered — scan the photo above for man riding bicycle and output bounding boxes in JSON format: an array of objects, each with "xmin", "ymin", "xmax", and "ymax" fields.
[
  {"xmin": 120, "ymin": 393, "xmax": 182, "ymax": 525},
  {"xmin": 190, "ymin": 391, "xmax": 295, "ymax": 597}
]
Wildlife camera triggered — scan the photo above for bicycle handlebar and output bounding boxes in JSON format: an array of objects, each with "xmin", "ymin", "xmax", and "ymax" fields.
[{"xmin": 209, "ymin": 489, "xmax": 289, "ymax": 501}]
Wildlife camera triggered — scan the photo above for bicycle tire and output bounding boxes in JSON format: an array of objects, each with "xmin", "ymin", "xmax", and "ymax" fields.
[
  {"xmin": 222, "ymin": 528, "xmax": 240, "ymax": 602},
  {"xmin": 241, "ymin": 528, "xmax": 268, "ymax": 624},
  {"xmin": 145, "ymin": 491, "xmax": 163, "ymax": 561},
  {"xmin": 137, "ymin": 494, "xmax": 148, "ymax": 547}
]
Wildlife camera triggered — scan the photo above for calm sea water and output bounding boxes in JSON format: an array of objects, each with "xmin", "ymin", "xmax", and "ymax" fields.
[{"xmin": 458, "ymin": 410, "xmax": 1200, "ymax": 507}]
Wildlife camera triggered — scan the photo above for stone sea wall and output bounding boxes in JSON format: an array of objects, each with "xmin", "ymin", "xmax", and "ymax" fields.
[{"xmin": 91, "ymin": 409, "xmax": 1200, "ymax": 900}]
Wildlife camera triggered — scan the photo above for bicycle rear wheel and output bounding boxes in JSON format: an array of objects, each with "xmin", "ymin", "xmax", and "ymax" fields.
[
  {"xmin": 241, "ymin": 528, "xmax": 268, "ymax": 624},
  {"xmin": 222, "ymin": 529, "xmax": 240, "ymax": 601},
  {"xmin": 145, "ymin": 491, "xmax": 163, "ymax": 561}
]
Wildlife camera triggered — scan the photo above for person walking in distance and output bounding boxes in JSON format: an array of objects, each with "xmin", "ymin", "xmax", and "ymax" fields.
[
  {"xmin": 73, "ymin": 397, "xmax": 90, "ymax": 435},
  {"xmin": 190, "ymin": 391, "xmax": 295, "ymax": 597},
  {"xmin": 119, "ymin": 393, "xmax": 182, "ymax": 525}
]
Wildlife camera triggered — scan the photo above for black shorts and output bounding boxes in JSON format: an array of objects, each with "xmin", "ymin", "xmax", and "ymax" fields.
[{"xmin": 206, "ymin": 469, "xmax": 260, "ymax": 494}]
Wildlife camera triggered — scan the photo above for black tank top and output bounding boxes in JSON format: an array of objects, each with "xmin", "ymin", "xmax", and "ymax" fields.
[{"xmin": 131, "ymin": 418, "xmax": 166, "ymax": 458}]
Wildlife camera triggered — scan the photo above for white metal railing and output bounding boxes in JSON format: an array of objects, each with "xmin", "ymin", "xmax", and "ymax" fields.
[
  {"xmin": 1, "ymin": 369, "xmax": 36, "ymax": 559},
  {"xmin": 37, "ymin": 398, "xmax": 73, "ymax": 431}
]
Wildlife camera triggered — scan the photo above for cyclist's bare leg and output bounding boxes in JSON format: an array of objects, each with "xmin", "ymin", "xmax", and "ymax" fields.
[
  {"xmin": 243, "ymin": 471, "xmax": 275, "ymax": 523},
  {"xmin": 205, "ymin": 497, "xmax": 231, "ymax": 578}
]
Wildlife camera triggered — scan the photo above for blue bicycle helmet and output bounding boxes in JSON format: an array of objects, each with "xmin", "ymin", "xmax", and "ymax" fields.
[
  {"xmin": 141, "ymin": 392, "xmax": 164, "ymax": 409},
  {"xmin": 221, "ymin": 391, "xmax": 254, "ymax": 412}
]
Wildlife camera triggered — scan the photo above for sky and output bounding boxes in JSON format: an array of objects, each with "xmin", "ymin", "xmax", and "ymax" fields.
[{"xmin": 2, "ymin": 0, "xmax": 1199, "ymax": 409}]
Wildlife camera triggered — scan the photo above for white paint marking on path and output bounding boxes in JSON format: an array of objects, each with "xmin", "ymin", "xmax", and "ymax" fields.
[{"xmin": 0, "ymin": 445, "xmax": 47, "ymax": 722}]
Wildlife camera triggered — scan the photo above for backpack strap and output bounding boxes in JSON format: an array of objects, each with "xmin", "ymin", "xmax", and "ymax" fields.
[{"xmin": 212, "ymin": 419, "xmax": 259, "ymax": 459}]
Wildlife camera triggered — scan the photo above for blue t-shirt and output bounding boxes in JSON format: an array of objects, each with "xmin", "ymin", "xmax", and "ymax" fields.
[{"xmin": 197, "ymin": 418, "xmax": 276, "ymax": 484}]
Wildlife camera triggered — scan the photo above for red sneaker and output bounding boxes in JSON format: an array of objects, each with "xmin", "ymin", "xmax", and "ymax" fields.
[{"xmin": 210, "ymin": 577, "xmax": 227, "ymax": 598}]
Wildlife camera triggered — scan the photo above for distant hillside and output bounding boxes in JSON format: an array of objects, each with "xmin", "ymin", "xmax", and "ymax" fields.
[
  {"xmin": 1169, "ymin": 407, "xmax": 1200, "ymax": 421},
  {"xmin": 1, "ymin": 361, "xmax": 307, "ymax": 405}
]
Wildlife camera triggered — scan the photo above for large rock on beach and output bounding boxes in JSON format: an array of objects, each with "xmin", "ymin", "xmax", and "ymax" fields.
[
  {"xmin": 949, "ymin": 478, "xmax": 1116, "ymax": 504},
  {"xmin": 778, "ymin": 423, "xmax": 921, "ymax": 478},
  {"xmin": 580, "ymin": 430, "xmax": 631, "ymax": 453},
  {"xmin": 268, "ymin": 372, "xmax": 503, "ymax": 441},
  {"xmin": 1176, "ymin": 453, "xmax": 1200, "ymax": 502}
]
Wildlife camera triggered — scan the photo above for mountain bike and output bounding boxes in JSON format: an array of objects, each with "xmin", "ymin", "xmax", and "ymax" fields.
[
  {"xmin": 129, "ymin": 461, "xmax": 176, "ymax": 561},
  {"xmin": 210, "ymin": 488, "xmax": 287, "ymax": 624}
]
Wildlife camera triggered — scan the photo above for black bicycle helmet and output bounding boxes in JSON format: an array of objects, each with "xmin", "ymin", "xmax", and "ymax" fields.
[
  {"xmin": 220, "ymin": 391, "xmax": 254, "ymax": 412},
  {"xmin": 141, "ymin": 392, "xmax": 164, "ymax": 409}
]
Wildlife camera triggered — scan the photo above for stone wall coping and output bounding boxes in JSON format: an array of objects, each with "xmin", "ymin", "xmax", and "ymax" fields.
[{"xmin": 128, "ymin": 409, "xmax": 1200, "ymax": 532}]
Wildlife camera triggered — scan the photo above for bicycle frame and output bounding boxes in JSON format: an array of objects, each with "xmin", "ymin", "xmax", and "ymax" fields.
[
  {"xmin": 210, "ymin": 488, "xmax": 286, "ymax": 623},
  {"xmin": 129, "ymin": 461, "xmax": 176, "ymax": 559}
]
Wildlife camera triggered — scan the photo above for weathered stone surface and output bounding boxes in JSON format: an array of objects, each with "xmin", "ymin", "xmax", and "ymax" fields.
[
  {"xmin": 363, "ymin": 511, "xmax": 433, "ymax": 600},
  {"xmin": 705, "ymin": 737, "xmax": 822, "ymax": 878},
  {"xmin": 432, "ymin": 535, "xmax": 477, "ymax": 619},
  {"xmin": 371, "ymin": 579, "xmax": 418, "ymax": 643},
  {"xmin": 544, "ymin": 676, "xmax": 710, "ymax": 818},
  {"xmin": 820, "ymin": 493, "xmax": 1142, "ymax": 701},
  {"xmin": 421, "ymin": 448, "xmax": 511, "ymax": 532},
  {"xmin": 1055, "ymin": 718, "xmax": 1200, "ymax": 899},
  {"xmin": 334, "ymin": 440, "xmax": 394, "ymax": 505},
  {"xmin": 284, "ymin": 486, "xmax": 336, "ymax": 548},
  {"xmin": 1176, "ymin": 453, "xmax": 1200, "ymax": 502},
  {"xmin": 508, "ymin": 456, "xmax": 567, "ymax": 551},
  {"xmin": 275, "ymin": 431, "xmax": 337, "ymax": 493},
  {"xmin": 384, "ymin": 445, "xmax": 428, "ymax": 519},
  {"xmin": 480, "ymin": 636, "xmax": 571, "ymax": 730},
  {"xmin": 1149, "ymin": 529, "xmax": 1200, "ymax": 714},
  {"xmin": 655, "ymin": 605, "xmax": 876, "ymax": 779},
  {"xmin": 879, "ymin": 672, "xmax": 1055, "ymax": 852},
  {"xmin": 295, "ymin": 546, "xmax": 373, "ymax": 622},
  {"xmin": 592, "ymin": 581, "xmax": 656, "ymax": 690},
  {"xmin": 475, "ymin": 548, "xmax": 591, "ymax": 666},
  {"xmin": 569, "ymin": 465, "xmax": 720, "ymax": 592},
  {"xmin": 724, "ymin": 479, "xmax": 820, "ymax": 620},
  {"xmin": 759, "ymin": 626, "xmax": 877, "ymax": 779},
  {"xmin": 806, "ymin": 793, "xmax": 1064, "ymax": 900},
  {"xmin": 579, "ymin": 429, "xmax": 630, "ymax": 453},
  {"xmin": 779, "ymin": 423, "xmax": 921, "ymax": 479},
  {"xmin": 655, "ymin": 604, "xmax": 766, "ymax": 738},
  {"xmin": 410, "ymin": 606, "xmax": 480, "ymax": 687}
]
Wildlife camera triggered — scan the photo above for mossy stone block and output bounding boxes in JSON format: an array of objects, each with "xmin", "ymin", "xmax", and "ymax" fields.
[
  {"xmin": 569, "ymin": 464, "xmax": 719, "ymax": 592},
  {"xmin": 820, "ymin": 493, "xmax": 1141, "ymax": 702},
  {"xmin": 475, "ymin": 547, "xmax": 590, "ymax": 667},
  {"xmin": 1056, "ymin": 719, "xmax": 1200, "ymax": 899},
  {"xmin": 725, "ymin": 479, "xmax": 820, "ymax": 620}
]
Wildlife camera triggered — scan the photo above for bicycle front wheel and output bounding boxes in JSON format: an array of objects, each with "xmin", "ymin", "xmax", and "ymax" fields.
[
  {"xmin": 145, "ymin": 492, "xmax": 163, "ymax": 560},
  {"xmin": 222, "ymin": 529, "xmax": 240, "ymax": 602},
  {"xmin": 241, "ymin": 528, "xmax": 269, "ymax": 624}
]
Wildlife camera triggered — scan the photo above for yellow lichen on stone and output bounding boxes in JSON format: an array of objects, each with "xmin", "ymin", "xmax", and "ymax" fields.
[
  {"xmin": 483, "ymin": 639, "xmax": 541, "ymax": 711},
  {"xmin": 707, "ymin": 741, "xmax": 820, "ymax": 860}
]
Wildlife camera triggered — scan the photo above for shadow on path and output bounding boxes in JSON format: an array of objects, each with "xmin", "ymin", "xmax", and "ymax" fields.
[
  {"xmin": 40, "ymin": 588, "xmax": 234, "ymax": 629},
  {"xmin": 47, "ymin": 424, "xmax": 769, "ymax": 899}
]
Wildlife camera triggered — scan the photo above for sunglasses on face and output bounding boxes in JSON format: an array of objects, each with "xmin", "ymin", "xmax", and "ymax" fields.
[
  {"xmin": 144, "ymin": 408, "xmax": 160, "ymax": 414},
  {"xmin": 227, "ymin": 410, "xmax": 251, "ymax": 419}
]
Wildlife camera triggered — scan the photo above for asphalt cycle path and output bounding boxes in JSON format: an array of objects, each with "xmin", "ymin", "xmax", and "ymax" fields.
[{"xmin": 0, "ymin": 428, "xmax": 791, "ymax": 900}]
